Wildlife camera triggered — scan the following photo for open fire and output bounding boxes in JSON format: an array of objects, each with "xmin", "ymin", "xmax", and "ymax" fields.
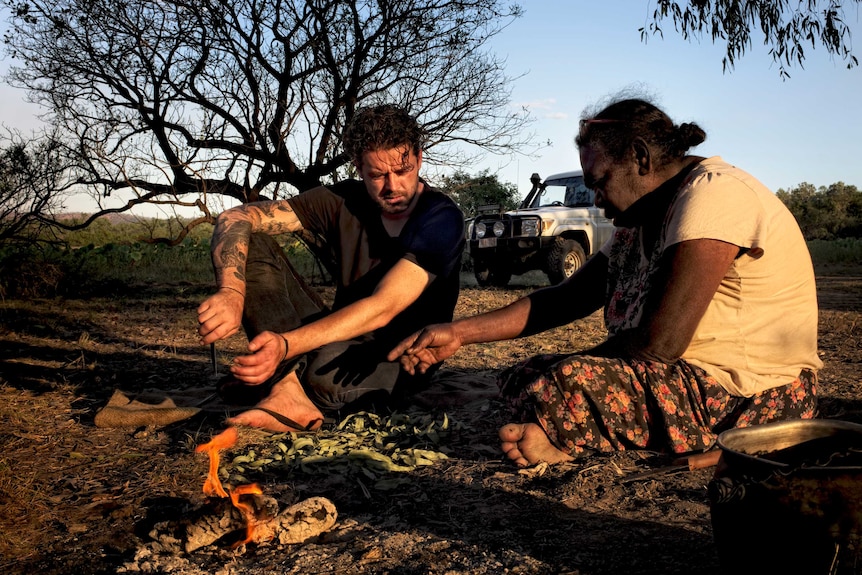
[
  {"xmin": 196, "ymin": 425, "xmax": 236, "ymax": 499},
  {"xmin": 192, "ymin": 426, "xmax": 338, "ymax": 551},
  {"xmin": 195, "ymin": 426, "xmax": 274, "ymax": 547}
]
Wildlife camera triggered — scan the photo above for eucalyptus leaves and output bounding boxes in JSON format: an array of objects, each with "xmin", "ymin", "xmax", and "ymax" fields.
[{"xmin": 222, "ymin": 411, "xmax": 459, "ymax": 489}]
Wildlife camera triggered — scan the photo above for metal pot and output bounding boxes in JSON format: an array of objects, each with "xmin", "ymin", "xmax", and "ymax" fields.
[
  {"xmin": 710, "ymin": 419, "xmax": 862, "ymax": 575},
  {"xmin": 716, "ymin": 418, "xmax": 862, "ymax": 474}
]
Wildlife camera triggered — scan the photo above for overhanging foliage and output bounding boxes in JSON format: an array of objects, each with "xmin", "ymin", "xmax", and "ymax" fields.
[{"xmin": 641, "ymin": 0, "xmax": 860, "ymax": 78}]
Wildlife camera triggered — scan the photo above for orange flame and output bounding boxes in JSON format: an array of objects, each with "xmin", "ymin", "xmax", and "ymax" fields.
[
  {"xmin": 195, "ymin": 426, "xmax": 274, "ymax": 547},
  {"xmin": 194, "ymin": 426, "xmax": 238, "ymax": 499},
  {"xmin": 230, "ymin": 483, "xmax": 265, "ymax": 547}
]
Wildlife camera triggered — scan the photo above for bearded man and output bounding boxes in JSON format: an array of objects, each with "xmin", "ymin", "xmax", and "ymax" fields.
[{"xmin": 197, "ymin": 105, "xmax": 465, "ymax": 432}]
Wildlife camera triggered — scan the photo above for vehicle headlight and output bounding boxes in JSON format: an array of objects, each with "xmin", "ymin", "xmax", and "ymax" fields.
[
  {"xmin": 493, "ymin": 221, "xmax": 505, "ymax": 237},
  {"xmin": 475, "ymin": 222, "xmax": 487, "ymax": 238},
  {"xmin": 522, "ymin": 219, "xmax": 540, "ymax": 237}
]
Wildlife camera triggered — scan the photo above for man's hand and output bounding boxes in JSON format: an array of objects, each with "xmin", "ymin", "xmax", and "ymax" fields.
[
  {"xmin": 229, "ymin": 331, "xmax": 289, "ymax": 384},
  {"xmin": 197, "ymin": 287, "xmax": 245, "ymax": 345},
  {"xmin": 387, "ymin": 323, "xmax": 462, "ymax": 375}
]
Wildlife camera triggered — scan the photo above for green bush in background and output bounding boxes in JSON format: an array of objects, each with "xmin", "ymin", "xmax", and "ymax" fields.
[
  {"xmin": 0, "ymin": 217, "xmax": 329, "ymax": 298},
  {"xmin": 0, "ymin": 239, "xmax": 211, "ymax": 298},
  {"xmin": 1, "ymin": 220, "xmax": 859, "ymax": 300},
  {"xmin": 807, "ymin": 238, "xmax": 862, "ymax": 266}
]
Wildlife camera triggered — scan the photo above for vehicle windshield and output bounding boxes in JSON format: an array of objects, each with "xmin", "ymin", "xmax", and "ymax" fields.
[{"xmin": 533, "ymin": 175, "xmax": 595, "ymax": 208}]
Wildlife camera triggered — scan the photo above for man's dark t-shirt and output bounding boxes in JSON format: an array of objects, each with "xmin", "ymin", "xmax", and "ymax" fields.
[{"xmin": 287, "ymin": 179, "xmax": 465, "ymax": 348}]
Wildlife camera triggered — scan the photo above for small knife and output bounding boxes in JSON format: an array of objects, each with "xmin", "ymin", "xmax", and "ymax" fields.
[
  {"xmin": 620, "ymin": 450, "xmax": 722, "ymax": 483},
  {"xmin": 210, "ymin": 342, "xmax": 218, "ymax": 376}
]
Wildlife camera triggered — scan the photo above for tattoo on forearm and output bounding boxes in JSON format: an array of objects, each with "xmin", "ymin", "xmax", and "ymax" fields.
[
  {"xmin": 220, "ymin": 241, "xmax": 248, "ymax": 282},
  {"xmin": 210, "ymin": 201, "xmax": 299, "ymax": 286},
  {"xmin": 252, "ymin": 202, "xmax": 297, "ymax": 235},
  {"xmin": 212, "ymin": 219, "xmax": 252, "ymax": 285}
]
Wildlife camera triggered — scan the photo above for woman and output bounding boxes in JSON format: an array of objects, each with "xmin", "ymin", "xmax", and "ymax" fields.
[{"xmin": 389, "ymin": 97, "xmax": 822, "ymax": 466}]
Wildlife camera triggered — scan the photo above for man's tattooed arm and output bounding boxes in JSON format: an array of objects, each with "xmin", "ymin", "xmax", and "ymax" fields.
[
  {"xmin": 250, "ymin": 201, "xmax": 302, "ymax": 236},
  {"xmin": 211, "ymin": 201, "xmax": 303, "ymax": 293},
  {"xmin": 212, "ymin": 217, "xmax": 251, "ymax": 292}
]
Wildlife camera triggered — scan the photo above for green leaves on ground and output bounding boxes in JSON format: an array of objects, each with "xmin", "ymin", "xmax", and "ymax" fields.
[{"xmin": 222, "ymin": 411, "xmax": 460, "ymax": 489}]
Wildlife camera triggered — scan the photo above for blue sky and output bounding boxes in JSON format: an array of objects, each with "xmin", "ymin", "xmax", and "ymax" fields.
[
  {"xmin": 1, "ymin": 1, "xmax": 860, "ymax": 212},
  {"xmin": 478, "ymin": 1, "xmax": 862, "ymax": 199}
]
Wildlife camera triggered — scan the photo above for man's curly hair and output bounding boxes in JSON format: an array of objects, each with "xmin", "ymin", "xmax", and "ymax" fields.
[{"xmin": 342, "ymin": 104, "xmax": 425, "ymax": 167}]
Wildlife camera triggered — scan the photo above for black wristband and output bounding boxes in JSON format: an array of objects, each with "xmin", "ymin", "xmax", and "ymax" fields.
[
  {"xmin": 220, "ymin": 285, "xmax": 245, "ymax": 298},
  {"xmin": 279, "ymin": 334, "xmax": 290, "ymax": 363}
]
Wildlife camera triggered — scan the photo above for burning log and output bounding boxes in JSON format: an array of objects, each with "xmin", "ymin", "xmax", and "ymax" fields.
[
  {"xmin": 161, "ymin": 426, "xmax": 340, "ymax": 554},
  {"xmin": 179, "ymin": 494, "xmax": 337, "ymax": 553},
  {"xmin": 180, "ymin": 496, "xmax": 244, "ymax": 552}
]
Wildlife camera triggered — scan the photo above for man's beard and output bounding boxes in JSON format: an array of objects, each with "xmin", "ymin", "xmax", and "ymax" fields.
[{"xmin": 378, "ymin": 187, "xmax": 417, "ymax": 214}]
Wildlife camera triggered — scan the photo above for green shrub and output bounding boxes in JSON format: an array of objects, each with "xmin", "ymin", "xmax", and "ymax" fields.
[
  {"xmin": 0, "ymin": 240, "xmax": 214, "ymax": 298},
  {"xmin": 807, "ymin": 238, "xmax": 862, "ymax": 265},
  {"xmin": 0, "ymin": 234, "xmax": 329, "ymax": 299},
  {"xmin": 6, "ymin": 235, "xmax": 854, "ymax": 300}
]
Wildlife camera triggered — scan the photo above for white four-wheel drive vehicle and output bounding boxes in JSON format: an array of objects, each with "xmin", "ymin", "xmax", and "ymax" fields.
[{"xmin": 467, "ymin": 170, "xmax": 615, "ymax": 287}]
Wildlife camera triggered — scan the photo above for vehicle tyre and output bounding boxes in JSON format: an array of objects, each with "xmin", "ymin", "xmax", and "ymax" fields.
[
  {"xmin": 474, "ymin": 259, "xmax": 512, "ymax": 287},
  {"xmin": 546, "ymin": 238, "xmax": 586, "ymax": 284},
  {"xmin": 489, "ymin": 266, "xmax": 512, "ymax": 288},
  {"xmin": 474, "ymin": 259, "xmax": 493, "ymax": 287}
]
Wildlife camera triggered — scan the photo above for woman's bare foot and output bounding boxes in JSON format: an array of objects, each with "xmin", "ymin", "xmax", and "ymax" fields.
[
  {"xmin": 227, "ymin": 372, "xmax": 324, "ymax": 433},
  {"xmin": 499, "ymin": 422, "xmax": 573, "ymax": 467}
]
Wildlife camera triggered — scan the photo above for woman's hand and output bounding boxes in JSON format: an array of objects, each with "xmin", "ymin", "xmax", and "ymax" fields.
[{"xmin": 388, "ymin": 323, "xmax": 463, "ymax": 375}]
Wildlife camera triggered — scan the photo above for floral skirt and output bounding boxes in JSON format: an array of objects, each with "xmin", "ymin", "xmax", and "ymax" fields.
[{"xmin": 497, "ymin": 354, "xmax": 817, "ymax": 458}]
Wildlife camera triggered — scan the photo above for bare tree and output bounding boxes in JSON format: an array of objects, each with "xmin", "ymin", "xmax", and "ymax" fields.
[
  {"xmin": 2, "ymin": 0, "xmax": 530, "ymax": 236},
  {"xmin": 641, "ymin": 0, "xmax": 860, "ymax": 78},
  {"xmin": 0, "ymin": 130, "xmax": 71, "ymax": 243}
]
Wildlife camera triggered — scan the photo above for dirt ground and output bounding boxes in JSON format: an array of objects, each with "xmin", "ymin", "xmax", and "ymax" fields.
[{"xmin": 1, "ymin": 267, "xmax": 861, "ymax": 575}]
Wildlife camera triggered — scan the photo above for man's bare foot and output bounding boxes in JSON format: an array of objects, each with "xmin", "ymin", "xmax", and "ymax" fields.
[
  {"xmin": 499, "ymin": 422, "xmax": 574, "ymax": 467},
  {"xmin": 227, "ymin": 372, "xmax": 324, "ymax": 433}
]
